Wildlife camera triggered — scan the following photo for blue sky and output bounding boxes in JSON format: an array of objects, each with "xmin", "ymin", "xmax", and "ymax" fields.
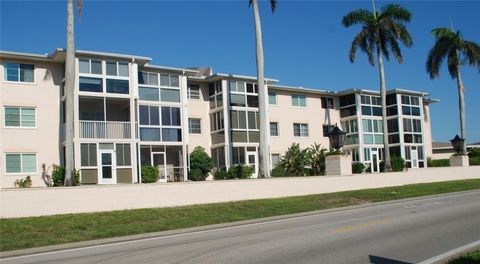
[{"xmin": 1, "ymin": 0, "xmax": 479, "ymax": 143}]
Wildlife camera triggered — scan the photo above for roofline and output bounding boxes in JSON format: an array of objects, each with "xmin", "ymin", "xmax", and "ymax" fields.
[
  {"xmin": 269, "ymin": 84, "xmax": 335, "ymax": 95},
  {"xmin": 142, "ymin": 63, "xmax": 199, "ymax": 74},
  {"xmin": 0, "ymin": 50, "xmax": 52, "ymax": 62},
  {"xmin": 52, "ymin": 48, "xmax": 152, "ymax": 63},
  {"xmin": 207, "ymin": 73, "xmax": 279, "ymax": 83}
]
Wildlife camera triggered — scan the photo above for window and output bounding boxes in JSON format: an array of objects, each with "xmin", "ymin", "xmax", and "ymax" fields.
[
  {"xmin": 106, "ymin": 61, "xmax": 129, "ymax": 77},
  {"xmin": 340, "ymin": 105, "xmax": 357, "ymax": 118},
  {"xmin": 232, "ymin": 147, "xmax": 246, "ymax": 164},
  {"xmin": 321, "ymin": 97, "xmax": 334, "ymax": 109},
  {"xmin": 79, "ymin": 59, "xmax": 102, "ymax": 75},
  {"xmin": 79, "ymin": 77, "xmax": 102, "ymax": 92},
  {"xmin": 209, "ymin": 81, "xmax": 223, "ymax": 109},
  {"xmin": 139, "ymin": 86, "xmax": 159, "ymax": 101},
  {"xmin": 268, "ymin": 91, "xmax": 277, "ymax": 105},
  {"xmin": 361, "ymin": 95, "xmax": 382, "ymax": 116},
  {"xmin": 403, "ymin": 118, "xmax": 422, "ymax": 143},
  {"xmin": 293, "ymin": 123, "xmax": 308, "ymax": 137},
  {"xmin": 138, "ymin": 72, "xmax": 158, "ymax": 85},
  {"xmin": 160, "ymin": 88, "xmax": 180, "ymax": 102},
  {"xmin": 291, "ymin": 94, "xmax": 307, "ymax": 107},
  {"xmin": 139, "ymin": 105, "xmax": 159, "ymax": 126},
  {"xmin": 323, "ymin": 125, "xmax": 335, "ymax": 137},
  {"xmin": 116, "ymin": 144, "xmax": 131, "ymax": 166},
  {"xmin": 162, "ymin": 128, "xmax": 182, "ymax": 142},
  {"xmin": 4, "ymin": 62, "xmax": 34, "ymax": 82},
  {"xmin": 340, "ymin": 94, "xmax": 356, "ymax": 107},
  {"xmin": 270, "ymin": 122, "xmax": 279, "ymax": 136},
  {"xmin": 362, "ymin": 119, "xmax": 384, "ymax": 145},
  {"xmin": 188, "ymin": 85, "xmax": 200, "ymax": 100},
  {"xmin": 401, "ymin": 95, "xmax": 421, "ymax": 116},
  {"xmin": 161, "ymin": 107, "xmax": 181, "ymax": 126},
  {"xmin": 5, "ymin": 153, "xmax": 36, "ymax": 173},
  {"xmin": 189, "ymin": 118, "xmax": 201, "ymax": 134},
  {"xmin": 210, "ymin": 111, "xmax": 224, "ymax": 131},
  {"xmin": 230, "ymin": 94, "xmax": 246, "ymax": 107},
  {"xmin": 4, "ymin": 107, "xmax": 36, "ymax": 128},
  {"xmin": 106, "ymin": 79, "xmax": 129, "ymax": 94},
  {"xmin": 80, "ymin": 143, "xmax": 97, "ymax": 167},
  {"xmin": 160, "ymin": 74, "xmax": 179, "ymax": 88},
  {"xmin": 271, "ymin": 154, "xmax": 280, "ymax": 167}
]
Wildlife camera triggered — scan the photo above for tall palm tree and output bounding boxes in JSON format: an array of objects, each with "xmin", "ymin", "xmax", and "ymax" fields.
[
  {"xmin": 249, "ymin": 0, "xmax": 276, "ymax": 177},
  {"xmin": 342, "ymin": 3, "xmax": 413, "ymax": 171},
  {"xmin": 426, "ymin": 28, "xmax": 480, "ymax": 154},
  {"xmin": 64, "ymin": 0, "xmax": 82, "ymax": 186}
]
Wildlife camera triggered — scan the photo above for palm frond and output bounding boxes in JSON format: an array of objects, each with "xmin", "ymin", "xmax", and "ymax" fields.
[
  {"xmin": 270, "ymin": 0, "xmax": 277, "ymax": 13},
  {"xmin": 378, "ymin": 29, "xmax": 390, "ymax": 61},
  {"xmin": 349, "ymin": 27, "xmax": 375, "ymax": 65},
  {"xmin": 426, "ymin": 36, "xmax": 455, "ymax": 79},
  {"xmin": 461, "ymin": 40, "xmax": 480, "ymax": 69},
  {"xmin": 447, "ymin": 48, "xmax": 459, "ymax": 78},
  {"xmin": 342, "ymin": 9, "xmax": 373, "ymax": 28},
  {"xmin": 432, "ymin": 27, "xmax": 455, "ymax": 39},
  {"xmin": 379, "ymin": 4, "xmax": 411, "ymax": 23}
]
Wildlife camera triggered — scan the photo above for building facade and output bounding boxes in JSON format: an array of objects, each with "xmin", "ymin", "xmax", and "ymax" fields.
[{"xmin": 0, "ymin": 49, "xmax": 437, "ymax": 188}]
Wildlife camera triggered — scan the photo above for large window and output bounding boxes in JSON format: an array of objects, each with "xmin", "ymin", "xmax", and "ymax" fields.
[
  {"xmin": 321, "ymin": 97, "xmax": 334, "ymax": 109},
  {"xmin": 270, "ymin": 122, "xmax": 279, "ymax": 136},
  {"xmin": 362, "ymin": 119, "xmax": 384, "ymax": 145},
  {"xmin": 401, "ymin": 95, "xmax": 421, "ymax": 116},
  {"xmin": 4, "ymin": 107, "xmax": 36, "ymax": 128},
  {"xmin": 106, "ymin": 79, "xmax": 129, "ymax": 94},
  {"xmin": 116, "ymin": 143, "xmax": 131, "ymax": 166},
  {"xmin": 403, "ymin": 118, "xmax": 422, "ymax": 143},
  {"xmin": 80, "ymin": 143, "xmax": 97, "ymax": 167},
  {"xmin": 79, "ymin": 77, "xmax": 103, "ymax": 92},
  {"xmin": 139, "ymin": 105, "xmax": 182, "ymax": 142},
  {"xmin": 291, "ymin": 94, "xmax": 307, "ymax": 107},
  {"xmin": 3, "ymin": 62, "xmax": 34, "ymax": 83},
  {"xmin": 293, "ymin": 123, "xmax": 309, "ymax": 137},
  {"xmin": 268, "ymin": 91, "xmax": 277, "ymax": 105},
  {"xmin": 361, "ymin": 95, "xmax": 382, "ymax": 116},
  {"xmin": 188, "ymin": 118, "xmax": 201, "ymax": 134},
  {"xmin": 106, "ymin": 61, "xmax": 129, "ymax": 77},
  {"xmin": 188, "ymin": 84, "xmax": 200, "ymax": 100},
  {"xmin": 342, "ymin": 119, "xmax": 359, "ymax": 145},
  {"xmin": 210, "ymin": 111, "xmax": 224, "ymax": 131},
  {"xmin": 209, "ymin": 81, "xmax": 223, "ymax": 109},
  {"xmin": 229, "ymin": 81, "xmax": 258, "ymax": 108},
  {"xmin": 138, "ymin": 72, "xmax": 180, "ymax": 102},
  {"xmin": 5, "ymin": 153, "xmax": 36, "ymax": 173},
  {"xmin": 79, "ymin": 59, "xmax": 102, "ymax": 75},
  {"xmin": 232, "ymin": 147, "xmax": 246, "ymax": 164}
]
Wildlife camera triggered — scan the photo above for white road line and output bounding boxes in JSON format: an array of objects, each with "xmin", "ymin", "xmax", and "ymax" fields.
[
  {"xmin": 418, "ymin": 239, "xmax": 480, "ymax": 264},
  {"xmin": 1, "ymin": 190, "xmax": 477, "ymax": 261}
]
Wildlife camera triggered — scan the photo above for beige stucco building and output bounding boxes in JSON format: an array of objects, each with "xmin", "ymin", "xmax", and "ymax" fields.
[{"xmin": 0, "ymin": 49, "xmax": 438, "ymax": 188}]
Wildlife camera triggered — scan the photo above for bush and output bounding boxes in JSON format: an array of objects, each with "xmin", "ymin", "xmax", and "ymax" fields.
[
  {"xmin": 189, "ymin": 147, "xmax": 214, "ymax": 181},
  {"xmin": 352, "ymin": 162, "xmax": 365, "ymax": 174},
  {"xmin": 227, "ymin": 164, "xmax": 254, "ymax": 179},
  {"xmin": 141, "ymin": 165, "xmax": 159, "ymax": 183},
  {"xmin": 428, "ymin": 158, "xmax": 449, "ymax": 167},
  {"xmin": 470, "ymin": 157, "xmax": 480, "ymax": 166},
  {"xmin": 271, "ymin": 166, "xmax": 289, "ymax": 177},
  {"xmin": 468, "ymin": 148, "xmax": 480, "ymax": 158},
  {"xmin": 213, "ymin": 169, "xmax": 228, "ymax": 180},
  {"xmin": 14, "ymin": 176, "xmax": 32, "ymax": 188},
  {"xmin": 280, "ymin": 143, "xmax": 309, "ymax": 176},
  {"xmin": 51, "ymin": 165, "xmax": 80, "ymax": 186},
  {"xmin": 308, "ymin": 143, "xmax": 327, "ymax": 176},
  {"xmin": 391, "ymin": 156, "xmax": 406, "ymax": 172}
]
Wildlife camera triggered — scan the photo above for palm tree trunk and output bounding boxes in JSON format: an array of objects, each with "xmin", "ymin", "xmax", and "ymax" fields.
[
  {"xmin": 251, "ymin": 0, "xmax": 270, "ymax": 177},
  {"xmin": 456, "ymin": 64, "xmax": 467, "ymax": 153},
  {"xmin": 64, "ymin": 0, "xmax": 75, "ymax": 186},
  {"xmin": 377, "ymin": 48, "xmax": 392, "ymax": 171}
]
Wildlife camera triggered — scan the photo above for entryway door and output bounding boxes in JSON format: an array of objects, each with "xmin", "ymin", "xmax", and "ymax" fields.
[
  {"xmin": 371, "ymin": 149, "xmax": 380, "ymax": 173},
  {"xmin": 98, "ymin": 149, "xmax": 117, "ymax": 184},
  {"xmin": 152, "ymin": 152, "xmax": 167, "ymax": 182},
  {"xmin": 411, "ymin": 147, "xmax": 419, "ymax": 168},
  {"xmin": 246, "ymin": 150, "xmax": 258, "ymax": 178}
]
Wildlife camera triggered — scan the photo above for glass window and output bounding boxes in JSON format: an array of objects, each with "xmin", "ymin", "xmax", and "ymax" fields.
[
  {"xmin": 388, "ymin": 134, "xmax": 400, "ymax": 144},
  {"xmin": 160, "ymin": 88, "xmax": 180, "ymax": 102},
  {"xmin": 401, "ymin": 95, "xmax": 410, "ymax": 105},
  {"xmin": 161, "ymin": 107, "xmax": 181, "ymax": 126},
  {"xmin": 238, "ymin": 111, "xmax": 247, "ymax": 129},
  {"xmin": 116, "ymin": 143, "xmax": 131, "ymax": 166},
  {"xmin": 162, "ymin": 128, "xmax": 182, "ymax": 142},
  {"xmin": 5, "ymin": 107, "xmax": 36, "ymax": 128},
  {"xmin": 248, "ymin": 111, "xmax": 257, "ymax": 129},
  {"xmin": 79, "ymin": 77, "xmax": 102, "ymax": 92},
  {"xmin": 387, "ymin": 119, "xmax": 398, "ymax": 133},
  {"xmin": 373, "ymin": 120, "xmax": 383, "ymax": 133},
  {"xmin": 246, "ymin": 83, "xmax": 255, "ymax": 93},
  {"xmin": 247, "ymin": 95, "xmax": 259, "ymax": 108},
  {"xmin": 140, "ymin": 128, "xmax": 161, "ymax": 141},
  {"xmin": 372, "ymin": 107, "xmax": 382, "ymax": 116},
  {"xmin": 4, "ymin": 107, "xmax": 20, "ymax": 127},
  {"xmin": 150, "ymin": 106, "xmax": 159, "ymax": 125},
  {"xmin": 403, "ymin": 119, "xmax": 412, "ymax": 132},
  {"xmin": 363, "ymin": 119, "xmax": 373, "ymax": 132},
  {"xmin": 106, "ymin": 79, "xmax": 129, "ymax": 94},
  {"xmin": 364, "ymin": 134, "xmax": 374, "ymax": 144},
  {"xmin": 230, "ymin": 94, "xmax": 246, "ymax": 107},
  {"xmin": 411, "ymin": 107, "xmax": 420, "ymax": 116},
  {"xmin": 321, "ymin": 97, "xmax": 334, "ymax": 109},
  {"xmin": 189, "ymin": 118, "xmax": 201, "ymax": 134},
  {"xmin": 271, "ymin": 154, "xmax": 280, "ymax": 167},
  {"xmin": 293, "ymin": 123, "xmax": 308, "ymax": 137},
  {"xmin": 81, "ymin": 143, "xmax": 97, "ymax": 166},
  {"xmin": 4, "ymin": 63, "xmax": 34, "ymax": 83},
  {"xmin": 118, "ymin": 63, "xmax": 129, "ymax": 77},
  {"xmin": 5, "ymin": 153, "xmax": 37, "ymax": 173},
  {"xmin": 79, "ymin": 59, "xmax": 90, "ymax": 73},
  {"xmin": 139, "ymin": 106, "xmax": 149, "ymax": 125},
  {"xmin": 237, "ymin": 82, "xmax": 246, "ymax": 93},
  {"xmin": 340, "ymin": 94, "xmax": 356, "ymax": 107},
  {"xmin": 402, "ymin": 106, "xmax": 411, "ymax": 115},
  {"xmin": 188, "ymin": 85, "xmax": 200, "ymax": 100},
  {"xmin": 106, "ymin": 62, "xmax": 117, "ymax": 76},
  {"xmin": 268, "ymin": 91, "xmax": 277, "ymax": 105},
  {"xmin": 374, "ymin": 135, "xmax": 384, "ymax": 144},
  {"xmin": 270, "ymin": 122, "xmax": 279, "ymax": 136},
  {"xmin": 292, "ymin": 94, "xmax": 306, "ymax": 107},
  {"xmin": 91, "ymin": 60, "xmax": 102, "ymax": 74},
  {"xmin": 362, "ymin": 106, "xmax": 372, "ymax": 115},
  {"xmin": 139, "ymin": 87, "xmax": 159, "ymax": 101},
  {"xmin": 340, "ymin": 106, "xmax": 356, "ymax": 118},
  {"xmin": 413, "ymin": 119, "xmax": 422, "ymax": 132}
]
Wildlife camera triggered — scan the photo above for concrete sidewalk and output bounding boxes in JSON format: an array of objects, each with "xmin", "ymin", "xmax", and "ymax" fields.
[{"xmin": 1, "ymin": 166, "xmax": 479, "ymax": 218}]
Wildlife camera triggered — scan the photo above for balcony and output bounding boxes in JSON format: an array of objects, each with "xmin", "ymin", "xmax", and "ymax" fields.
[{"xmin": 79, "ymin": 121, "xmax": 132, "ymax": 139}]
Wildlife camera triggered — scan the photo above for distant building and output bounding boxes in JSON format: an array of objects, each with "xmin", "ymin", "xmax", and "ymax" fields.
[
  {"xmin": 0, "ymin": 49, "xmax": 439, "ymax": 188},
  {"xmin": 431, "ymin": 141, "xmax": 480, "ymax": 160}
]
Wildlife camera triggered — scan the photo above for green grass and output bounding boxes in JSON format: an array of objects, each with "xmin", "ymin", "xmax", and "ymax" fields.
[
  {"xmin": 1, "ymin": 179, "xmax": 480, "ymax": 251},
  {"xmin": 447, "ymin": 249, "xmax": 480, "ymax": 264}
]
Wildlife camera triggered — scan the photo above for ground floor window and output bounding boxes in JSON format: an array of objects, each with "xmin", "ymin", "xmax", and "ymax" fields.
[
  {"xmin": 212, "ymin": 147, "xmax": 226, "ymax": 168},
  {"xmin": 271, "ymin": 154, "xmax": 280, "ymax": 167},
  {"xmin": 140, "ymin": 145, "xmax": 184, "ymax": 182},
  {"xmin": 5, "ymin": 153, "xmax": 37, "ymax": 174}
]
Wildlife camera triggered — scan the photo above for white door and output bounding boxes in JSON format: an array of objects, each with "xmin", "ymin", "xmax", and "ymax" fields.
[
  {"xmin": 152, "ymin": 152, "xmax": 167, "ymax": 182},
  {"xmin": 411, "ymin": 148, "xmax": 419, "ymax": 168},
  {"xmin": 98, "ymin": 150, "xmax": 117, "ymax": 184},
  {"xmin": 246, "ymin": 151, "xmax": 258, "ymax": 178},
  {"xmin": 371, "ymin": 149, "xmax": 380, "ymax": 173}
]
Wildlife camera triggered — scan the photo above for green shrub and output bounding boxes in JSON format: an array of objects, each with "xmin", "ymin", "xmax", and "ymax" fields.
[
  {"xmin": 14, "ymin": 176, "xmax": 32, "ymax": 188},
  {"xmin": 391, "ymin": 156, "xmax": 405, "ymax": 172},
  {"xmin": 352, "ymin": 162, "xmax": 365, "ymax": 174},
  {"xmin": 189, "ymin": 147, "xmax": 214, "ymax": 181},
  {"xmin": 280, "ymin": 143, "xmax": 309, "ymax": 176},
  {"xmin": 308, "ymin": 143, "xmax": 327, "ymax": 176},
  {"xmin": 470, "ymin": 157, "xmax": 480, "ymax": 166},
  {"xmin": 428, "ymin": 158, "xmax": 450, "ymax": 167},
  {"xmin": 213, "ymin": 169, "xmax": 228, "ymax": 180},
  {"xmin": 271, "ymin": 166, "xmax": 289, "ymax": 177},
  {"xmin": 51, "ymin": 166, "xmax": 80, "ymax": 186},
  {"xmin": 223, "ymin": 164, "xmax": 254, "ymax": 180},
  {"xmin": 468, "ymin": 148, "xmax": 480, "ymax": 158},
  {"xmin": 141, "ymin": 165, "xmax": 159, "ymax": 183}
]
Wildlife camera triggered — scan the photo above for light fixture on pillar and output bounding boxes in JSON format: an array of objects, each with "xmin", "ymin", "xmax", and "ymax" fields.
[
  {"xmin": 450, "ymin": 134, "xmax": 465, "ymax": 154},
  {"xmin": 328, "ymin": 125, "xmax": 346, "ymax": 151}
]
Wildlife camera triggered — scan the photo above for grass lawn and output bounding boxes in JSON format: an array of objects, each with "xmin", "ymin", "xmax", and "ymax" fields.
[
  {"xmin": 447, "ymin": 249, "xmax": 480, "ymax": 264},
  {"xmin": 1, "ymin": 179, "xmax": 480, "ymax": 251}
]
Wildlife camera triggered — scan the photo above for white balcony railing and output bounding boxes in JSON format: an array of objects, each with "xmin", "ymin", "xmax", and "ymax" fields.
[{"xmin": 79, "ymin": 121, "xmax": 131, "ymax": 139}]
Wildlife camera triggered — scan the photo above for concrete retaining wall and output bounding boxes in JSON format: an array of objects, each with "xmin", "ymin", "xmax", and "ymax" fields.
[{"xmin": 1, "ymin": 167, "xmax": 479, "ymax": 218}]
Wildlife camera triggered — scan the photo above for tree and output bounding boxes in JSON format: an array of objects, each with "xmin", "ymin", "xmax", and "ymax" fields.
[
  {"xmin": 64, "ymin": 0, "xmax": 82, "ymax": 186},
  {"xmin": 249, "ymin": 0, "xmax": 277, "ymax": 178},
  {"xmin": 342, "ymin": 2, "xmax": 413, "ymax": 171},
  {"xmin": 426, "ymin": 27, "xmax": 480, "ymax": 153},
  {"xmin": 189, "ymin": 146, "xmax": 214, "ymax": 181}
]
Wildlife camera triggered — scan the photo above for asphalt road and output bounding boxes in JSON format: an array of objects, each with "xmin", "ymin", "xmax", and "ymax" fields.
[{"xmin": 3, "ymin": 190, "xmax": 480, "ymax": 264}]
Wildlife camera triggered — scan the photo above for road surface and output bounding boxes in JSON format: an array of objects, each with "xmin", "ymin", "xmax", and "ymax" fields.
[{"xmin": 3, "ymin": 190, "xmax": 480, "ymax": 264}]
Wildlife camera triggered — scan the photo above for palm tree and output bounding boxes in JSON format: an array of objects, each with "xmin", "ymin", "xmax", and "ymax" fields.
[
  {"xmin": 249, "ymin": 0, "xmax": 276, "ymax": 177},
  {"xmin": 64, "ymin": 0, "xmax": 82, "ymax": 186},
  {"xmin": 426, "ymin": 28, "xmax": 480, "ymax": 154},
  {"xmin": 342, "ymin": 3, "xmax": 413, "ymax": 171}
]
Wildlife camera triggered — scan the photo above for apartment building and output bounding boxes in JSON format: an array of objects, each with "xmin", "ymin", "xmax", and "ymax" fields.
[{"xmin": 0, "ymin": 49, "xmax": 438, "ymax": 188}]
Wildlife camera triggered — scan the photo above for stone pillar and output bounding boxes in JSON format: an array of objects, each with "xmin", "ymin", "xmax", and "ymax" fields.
[
  {"xmin": 449, "ymin": 155, "xmax": 469, "ymax": 167},
  {"xmin": 326, "ymin": 155, "xmax": 352, "ymax": 176}
]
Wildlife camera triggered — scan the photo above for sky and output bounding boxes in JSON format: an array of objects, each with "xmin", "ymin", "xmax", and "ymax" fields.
[{"xmin": 1, "ymin": 0, "xmax": 479, "ymax": 143}]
